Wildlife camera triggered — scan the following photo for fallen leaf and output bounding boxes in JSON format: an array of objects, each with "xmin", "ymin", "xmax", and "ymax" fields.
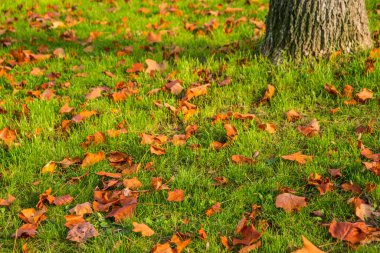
[
  {"xmin": 12, "ymin": 224, "xmax": 38, "ymax": 238},
  {"xmin": 205, "ymin": 202, "xmax": 221, "ymax": 217},
  {"xmin": 64, "ymin": 214, "xmax": 86, "ymax": 228},
  {"xmin": 258, "ymin": 123, "xmax": 277, "ymax": 133},
  {"xmin": 123, "ymin": 177, "xmax": 143, "ymax": 189},
  {"xmin": 231, "ymin": 155, "xmax": 255, "ymax": 165},
  {"xmin": 132, "ymin": 222, "xmax": 155, "ymax": 237},
  {"xmin": 307, "ymin": 173, "xmax": 334, "ymax": 195},
  {"xmin": 53, "ymin": 195, "xmax": 74, "ymax": 206},
  {"xmin": 41, "ymin": 161, "xmax": 56, "ymax": 174},
  {"xmin": 66, "ymin": 222, "xmax": 99, "ymax": 243},
  {"xmin": 281, "ymin": 152, "xmax": 313, "ymax": 165},
  {"xmin": 167, "ymin": 189, "xmax": 185, "ymax": 202},
  {"xmin": 183, "ymin": 84, "xmax": 210, "ymax": 101},
  {"xmin": 224, "ymin": 123, "xmax": 238, "ymax": 139},
  {"xmin": 150, "ymin": 145, "xmax": 166, "ymax": 155},
  {"xmin": 59, "ymin": 102, "xmax": 74, "ymax": 114},
  {"xmin": 356, "ymin": 88, "xmax": 373, "ymax": 103},
  {"xmin": 86, "ymin": 86, "xmax": 109, "ymax": 100},
  {"xmin": 328, "ymin": 220, "xmax": 368, "ymax": 244},
  {"xmin": 145, "ymin": 59, "xmax": 166, "ymax": 75},
  {"xmin": 298, "ymin": 119, "xmax": 320, "ymax": 137},
  {"xmin": 324, "ymin": 84, "xmax": 340, "ymax": 96},
  {"xmin": 198, "ymin": 226, "xmax": 207, "ymax": 240},
  {"xmin": 81, "ymin": 151, "xmax": 105, "ymax": 167},
  {"xmin": 292, "ymin": 235, "xmax": 325, "ymax": 253},
  {"xmin": 341, "ymin": 182, "xmax": 362, "ymax": 194},
  {"xmin": 275, "ymin": 193, "xmax": 307, "ymax": 212},
  {"xmin": 286, "ymin": 110, "xmax": 302, "ymax": 122},
  {"xmin": 72, "ymin": 110, "xmax": 97, "ymax": 123},
  {"xmin": 0, "ymin": 194, "xmax": 16, "ymax": 207},
  {"xmin": 69, "ymin": 202, "xmax": 93, "ymax": 216}
]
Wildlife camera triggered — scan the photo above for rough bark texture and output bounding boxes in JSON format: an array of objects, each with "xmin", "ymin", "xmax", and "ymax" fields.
[{"xmin": 262, "ymin": 0, "xmax": 373, "ymax": 62}]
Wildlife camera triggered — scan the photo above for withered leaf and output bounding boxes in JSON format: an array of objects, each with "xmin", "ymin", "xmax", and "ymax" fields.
[
  {"xmin": 286, "ymin": 110, "xmax": 302, "ymax": 122},
  {"xmin": 231, "ymin": 155, "xmax": 255, "ymax": 165},
  {"xmin": 275, "ymin": 193, "xmax": 307, "ymax": 212},
  {"xmin": 292, "ymin": 235, "xmax": 325, "ymax": 253},
  {"xmin": 205, "ymin": 202, "xmax": 221, "ymax": 217},
  {"xmin": 150, "ymin": 145, "xmax": 166, "ymax": 155},
  {"xmin": 85, "ymin": 86, "xmax": 109, "ymax": 100},
  {"xmin": 53, "ymin": 195, "xmax": 74, "ymax": 206},
  {"xmin": 341, "ymin": 182, "xmax": 362, "ymax": 194},
  {"xmin": 167, "ymin": 189, "xmax": 185, "ymax": 202},
  {"xmin": 307, "ymin": 173, "xmax": 334, "ymax": 195},
  {"xmin": 66, "ymin": 222, "xmax": 99, "ymax": 243},
  {"xmin": 81, "ymin": 151, "xmax": 105, "ymax": 167},
  {"xmin": 72, "ymin": 110, "xmax": 97, "ymax": 123},
  {"xmin": 324, "ymin": 84, "xmax": 340, "ymax": 96},
  {"xmin": 145, "ymin": 59, "xmax": 166, "ymax": 75},
  {"xmin": 59, "ymin": 102, "xmax": 74, "ymax": 114},
  {"xmin": 328, "ymin": 220, "xmax": 368, "ymax": 244},
  {"xmin": 64, "ymin": 214, "xmax": 86, "ymax": 229},
  {"xmin": 258, "ymin": 123, "xmax": 277, "ymax": 133},
  {"xmin": 281, "ymin": 152, "xmax": 313, "ymax": 165},
  {"xmin": 0, "ymin": 194, "xmax": 16, "ymax": 207},
  {"xmin": 298, "ymin": 119, "xmax": 320, "ymax": 137},
  {"xmin": 183, "ymin": 84, "xmax": 210, "ymax": 101},
  {"xmin": 356, "ymin": 88, "xmax": 373, "ymax": 103},
  {"xmin": 132, "ymin": 222, "xmax": 155, "ymax": 237},
  {"xmin": 224, "ymin": 123, "xmax": 238, "ymax": 139},
  {"xmin": 123, "ymin": 177, "xmax": 143, "ymax": 189},
  {"xmin": 41, "ymin": 161, "xmax": 56, "ymax": 174},
  {"xmin": 12, "ymin": 224, "xmax": 38, "ymax": 238},
  {"xmin": 69, "ymin": 202, "xmax": 93, "ymax": 216}
]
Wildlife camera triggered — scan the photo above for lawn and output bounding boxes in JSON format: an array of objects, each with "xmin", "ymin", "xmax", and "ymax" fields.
[{"xmin": 0, "ymin": 0, "xmax": 379, "ymax": 252}]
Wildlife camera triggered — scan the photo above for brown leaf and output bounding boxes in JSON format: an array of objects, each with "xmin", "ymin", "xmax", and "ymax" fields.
[
  {"xmin": 281, "ymin": 151, "xmax": 313, "ymax": 165},
  {"xmin": 233, "ymin": 223, "xmax": 262, "ymax": 246},
  {"xmin": 106, "ymin": 199, "xmax": 137, "ymax": 222},
  {"xmin": 298, "ymin": 119, "xmax": 320, "ymax": 137},
  {"xmin": 257, "ymin": 84, "xmax": 275, "ymax": 105},
  {"xmin": 86, "ymin": 86, "xmax": 109, "ymax": 100},
  {"xmin": 0, "ymin": 194, "xmax": 16, "ymax": 207},
  {"xmin": 167, "ymin": 189, "xmax": 185, "ymax": 202},
  {"xmin": 151, "ymin": 242, "xmax": 173, "ymax": 253},
  {"xmin": 342, "ymin": 85, "xmax": 354, "ymax": 98},
  {"xmin": 224, "ymin": 123, "xmax": 238, "ymax": 139},
  {"xmin": 171, "ymin": 234, "xmax": 192, "ymax": 253},
  {"xmin": 328, "ymin": 169, "xmax": 342, "ymax": 178},
  {"xmin": 69, "ymin": 202, "xmax": 93, "ymax": 216},
  {"xmin": 205, "ymin": 202, "xmax": 221, "ymax": 216},
  {"xmin": 348, "ymin": 197, "xmax": 379, "ymax": 221},
  {"xmin": 81, "ymin": 151, "xmax": 105, "ymax": 167},
  {"xmin": 258, "ymin": 123, "xmax": 277, "ymax": 133},
  {"xmin": 231, "ymin": 155, "xmax": 255, "ymax": 165},
  {"xmin": 198, "ymin": 226, "xmax": 207, "ymax": 240},
  {"xmin": 147, "ymin": 32, "xmax": 162, "ymax": 43},
  {"xmin": 356, "ymin": 88, "xmax": 373, "ymax": 103},
  {"xmin": 0, "ymin": 127, "xmax": 17, "ymax": 146},
  {"xmin": 328, "ymin": 220, "xmax": 368, "ymax": 244},
  {"xmin": 151, "ymin": 177, "xmax": 169, "ymax": 191},
  {"xmin": 66, "ymin": 222, "xmax": 99, "ymax": 243},
  {"xmin": 220, "ymin": 236, "xmax": 231, "ymax": 250},
  {"xmin": 36, "ymin": 188, "xmax": 55, "ymax": 209},
  {"xmin": 239, "ymin": 241, "xmax": 262, "ymax": 253},
  {"xmin": 145, "ymin": 59, "xmax": 166, "ymax": 75},
  {"xmin": 53, "ymin": 195, "xmax": 74, "ymax": 206},
  {"xmin": 132, "ymin": 222, "xmax": 155, "ymax": 237},
  {"xmin": 183, "ymin": 84, "xmax": 210, "ymax": 101},
  {"xmin": 341, "ymin": 182, "xmax": 362, "ymax": 194},
  {"xmin": 72, "ymin": 110, "xmax": 97, "ymax": 123},
  {"xmin": 164, "ymin": 80, "xmax": 183, "ymax": 95},
  {"xmin": 324, "ymin": 84, "xmax": 340, "ymax": 96},
  {"xmin": 64, "ymin": 214, "xmax": 86, "ymax": 229},
  {"xmin": 307, "ymin": 173, "xmax": 334, "ymax": 195},
  {"xmin": 30, "ymin": 67, "xmax": 44, "ymax": 76},
  {"xmin": 150, "ymin": 145, "xmax": 166, "ymax": 155},
  {"xmin": 12, "ymin": 224, "xmax": 38, "ymax": 238},
  {"xmin": 59, "ymin": 102, "xmax": 74, "ymax": 114},
  {"xmin": 275, "ymin": 193, "xmax": 307, "ymax": 212},
  {"xmin": 96, "ymin": 171, "xmax": 122, "ymax": 178},
  {"xmin": 292, "ymin": 235, "xmax": 325, "ymax": 253},
  {"xmin": 172, "ymin": 134, "xmax": 187, "ymax": 146},
  {"xmin": 123, "ymin": 177, "xmax": 143, "ymax": 189},
  {"xmin": 286, "ymin": 110, "xmax": 302, "ymax": 122},
  {"xmin": 19, "ymin": 207, "xmax": 47, "ymax": 225},
  {"xmin": 185, "ymin": 125, "xmax": 198, "ymax": 139}
]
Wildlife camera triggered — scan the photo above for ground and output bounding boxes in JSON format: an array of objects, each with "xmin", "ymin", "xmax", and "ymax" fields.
[{"xmin": 0, "ymin": 0, "xmax": 379, "ymax": 252}]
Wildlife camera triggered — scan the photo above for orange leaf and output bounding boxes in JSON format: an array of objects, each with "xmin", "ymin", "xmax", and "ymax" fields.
[
  {"xmin": 292, "ymin": 235, "xmax": 325, "ymax": 253},
  {"xmin": 81, "ymin": 151, "xmax": 105, "ymax": 167},
  {"xmin": 258, "ymin": 123, "xmax": 277, "ymax": 133},
  {"xmin": 167, "ymin": 189, "xmax": 185, "ymax": 202},
  {"xmin": 356, "ymin": 88, "xmax": 373, "ymax": 103},
  {"xmin": 281, "ymin": 151, "xmax": 313, "ymax": 165},
  {"xmin": 145, "ymin": 59, "xmax": 166, "ymax": 75},
  {"xmin": 41, "ymin": 161, "xmax": 56, "ymax": 174},
  {"xmin": 123, "ymin": 177, "xmax": 143, "ymax": 189},
  {"xmin": 324, "ymin": 84, "xmax": 340, "ymax": 96},
  {"xmin": 69, "ymin": 202, "xmax": 93, "ymax": 216},
  {"xmin": 328, "ymin": 220, "xmax": 368, "ymax": 244},
  {"xmin": 298, "ymin": 119, "xmax": 320, "ymax": 137},
  {"xmin": 132, "ymin": 222, "xmax": 155, "ymax": 237},
  {"xmin": 150, "ymin": 145, "xmax": 166, "ymax": 155},
  {"xmin": 64, "ymin": 214, "xmax": 86, "ymax": 228},
  {"xmin": 231, "ymin": 155, "xmax": 255, "ymax": 165},
  {"xmin": 286, "ymin": 110, "xmax": 302, "ymax": 122},
  {"xmin": 275, "ymin": 193, "xmax": 307, "ymax": 212},
  {"xmin": 72, "ymin": 110, "xmax": 97, "ymax": 123},
  {"xmin": 85, "ymin": 86, "xmax": 109, "ymax": 100},
  {"xmin": 59, "ymin": 102, "xmax": 74, "ymax": 114},
  {"xmin": 224, "ymin": 123, "xmax": 238, "ymax": 139},
  {"xmin": 183, "ymin": 84, "xmax": 210, "ymax": 101},
  {"xmin": 12, "ymin": 224, "xmax": 38, "ymax": 238},
  {"xmin": 205, "ymin": 202, "xmax": 221, "ymax": 216},
  {"xmin": 198, "ymin": 226, "xmax": 207, "ymax": 240},
  {"xmin": 0, "ymin": 194, "xmax": 16, "ymax": 207}
]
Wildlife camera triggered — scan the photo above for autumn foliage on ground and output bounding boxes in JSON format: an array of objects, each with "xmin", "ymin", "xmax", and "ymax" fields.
[{"xmin": 0, "ymin": 0, "xmax": 380, "ymax": 252}]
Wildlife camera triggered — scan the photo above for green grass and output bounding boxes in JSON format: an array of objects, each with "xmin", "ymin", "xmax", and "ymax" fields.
[{"xmin": 0, "ymin": 0, "xmax": 379, "ymax": 252}]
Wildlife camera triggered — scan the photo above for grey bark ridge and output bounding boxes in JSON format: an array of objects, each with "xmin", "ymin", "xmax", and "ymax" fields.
[{"xmin": 262, "ymin": 0, "xmax": 373, "ymax": 62}]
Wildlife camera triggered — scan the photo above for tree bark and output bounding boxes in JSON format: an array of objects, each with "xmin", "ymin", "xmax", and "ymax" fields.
[{"xmin": 262, "ymin": 0, "xmax": 373, "ymax": 62}]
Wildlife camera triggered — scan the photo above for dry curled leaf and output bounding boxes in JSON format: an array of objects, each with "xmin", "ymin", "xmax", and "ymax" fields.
[
  {"xmin": 286, "ymin": 110, "xmax": 302, "ymax": 122},
  {"xmin": 328, "ymin": 220, "xmax": 368, "ymax": 244},
  {"xmin": 356, "ymin": 88, "xmax": 373, "ymax": 103},
  {"xmin": 205, "ymin": 202, "xmax": 221, "ymax": 217},
  {"xmin": 81, "ymin": 151, "xmax": 105, "ymax": 167},
  {"xmin": 0, "ymin": 194, "xmax": 16, "ymax": 207},
  {"xmin": 69, "ymin": 202, "xmax": 93, "ymax": 216},
  {"xmin": 66, "ymin": 221, "xmax": 99, "ymax": 243},
  {"xmin": 298, "ymin": 119, "xmax": 320, "ymax": 137},
  {"xmin": 53, "ymin": 195, "xmax": 74, "ymax": 206},
  {"xmin": 231, "ymin": 155, "xmax": 255, "ymax": 165}
]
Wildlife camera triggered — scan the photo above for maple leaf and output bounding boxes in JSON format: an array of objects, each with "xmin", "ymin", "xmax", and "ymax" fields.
[
  {"xmin": 36, "ymin": 188, "xmax": 55, "ymax": 209},
  {"xmin": 66, "ymin": 222, "xmax": 99, "ymax": 243},
  {"xmin": 132, "ymin": 222, "xmax": 155, "ymax": 237},
  {"xmin": 298, "ymin": 119, "xmax": 320, "ymax": 137},
  {"xmin": 64, "ymin": 214, "xmax": 86, "ymax": 229},
  {"xmin": 224, "ymin": 123, "xmax": 238, "ymax": 139},
  {"xmin": 106, "ymin": 199, "xmax": 137, "ymax": 223},
  {"xmin": 198, "ymin": 226, "xmax": 207, "ymax": 240},
  {"xmin": 328, "ymin": 169, "xmax": 342, "ymax": 178},
  {"xmin": 81, "ymin": 151, "xmax": 105, "ymax": 167},
  {"xmin": 183, "ymin": 84, "xmax": 210, "ymax": 101},
  {"xmin": 150, "ymin": 146, "xmax": 166, "ymax": 155},
  {"xmin": 59, "ymin": 102, "xmax": 74, "ymax": 114},
  {"xmin": 19, "ymin": 207, "xmax": 47, "ymax": 225},
  {"xmin": 341, "ymin": 182, "xmax": 362, "ymax": 194},
  {"xmin": 324, "ymin": 84, "xmax": 340, "ymax": 96},
  {"xmin": 233, "ymin": 223, "xmax": 262, "ymax": 246},
  {"xmin": 0, "ymin": 194, "xmax": 16, "ymax": 207},
  {"xmin": 328, "ymin": 220, "xmax": 368, "ymax": 244},
  {"xmin": 275, "ymin": 193, "xmax": 307, "ymax": 212},
  {"xmin": 281, "ymin": 152, "xmax": 313, "ymax": 164},
  {"xmin": 348, "ymin": 197, "xmax": 380, "ymax": 221},
  {"xmin": 292, "ymin": 235, "xmax": 325, "ymax": 253},
  {"xmin": 342, "ymin": 85, "xmax": 354, "ymax": 98},
  {"xmin": 167, "ymin": 189, "xmax": 185, "ymax": 202},
  {"xmin": 256, "ymin": 84, "xmax": 275, "ymax": 105},
  {"xmin": 0, "ymin": 127, "xmax": 17, "ymax": 146},
  {"xmin": 231, "ymin": 155, "xmax": 255, "ymax": 165}
]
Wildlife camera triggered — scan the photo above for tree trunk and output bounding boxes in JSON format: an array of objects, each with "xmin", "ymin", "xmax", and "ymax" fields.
[{"xmin": 262, "ymin": 0, "xmax": 373, "ymax": 62}]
